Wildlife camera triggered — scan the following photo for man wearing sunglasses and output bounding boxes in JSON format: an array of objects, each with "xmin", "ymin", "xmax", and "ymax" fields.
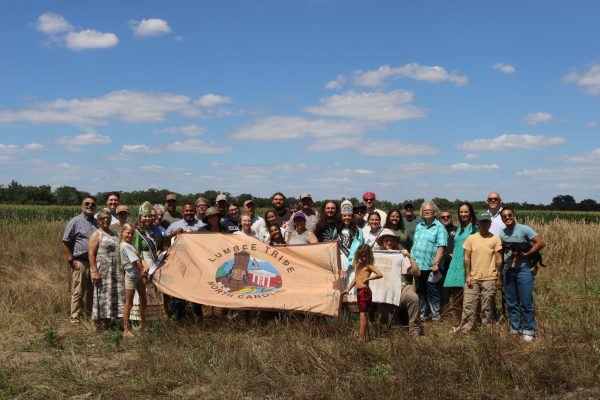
[
  {"xmin": 486, "ymin": 192, "xmax": 505, "ymax": 235},
  {"xmin": 61, "ymin": 196, "xmax": 99, "ymax": 325},
  {"xmin": 362, "ymin": 192, "xmax": 387, "ymax": 226}
]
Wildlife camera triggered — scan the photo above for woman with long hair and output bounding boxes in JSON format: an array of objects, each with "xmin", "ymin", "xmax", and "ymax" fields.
[
  {"xmin": 443, "ymin": 202, "xmax": 478, "ymax": 324},
  {"xmin": 363, "ymin": 211, "xmax": 383, "ymax": 250},
  {"xmin": 119, "ymin": 223, "xmax": 147, "ymax": 337},
  {"xmin": 339, "ymin": 200, "xmax": 364, "ymax": 314},
  {"xmin": 384, "ymin": 208, "xmax": 411, "ymax": 251},
  {"xmin": 130, "ymin": 202, "xmax": 166, "ymax": 322},
  {"xmin": 257, "ymin": 209, "xmax": 280, "ymax": 243}
]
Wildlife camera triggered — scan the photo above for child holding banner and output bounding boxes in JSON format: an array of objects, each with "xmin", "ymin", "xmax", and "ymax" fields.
[{"xmin": 343, "ymin": 245, "xmax": 383, "ymax": 341}]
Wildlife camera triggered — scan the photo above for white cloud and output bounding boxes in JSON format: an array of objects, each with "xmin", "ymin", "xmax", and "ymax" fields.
[
  {"xmin": 154, "ymin": 125, "xmax": 206, "ymax": 136},
  {"xmin": 360, "ymin": 140, "xmax": 439, "ymax": 156},
  {"xmin": 493, "ymin": 63, "xmax": 516, "ymax": 74},
  {"xmin": 0, "ymin": 90, "xmax": 219, "ymax": 126},
  {"xmin": 352, "ymin": 63, "xmax": 468, "ymax": 87},
  {"xmin": 195, "ymin": 94, "xmax": 232, "ymax": 107},
  {"xmin": 65, "ymin": 30, "xmax": 119, "ymax": 50},
  {"xmin": 139, "ymin": 165, "xmax": 170, "ymax": 172},
  {"xmin": 231, "ymin": 116, "xmax": 366, "ymax": 140},
  {"xmin": 0, "ymin": 143, "xmax": 45, "ymax": 153},
  {"xmin": 325, "ymin": 75, "xmax": 346, "ymax": 90},
  {"xmin": 522, "ymin": 112, "xmax": 553, "ymax": 125},
  {"xmin": 457, "ymin": 134, "xmax": 566, "ymax": 151},
  {"xmin": 304, "ymin": 90, "xmax": 427, "ymax": 122},
  {"xmin": 517, "ymin": 166, "xmax": 600, "ymax": 181},
  {"xmin": 0, "ymin": 155, "xmax": 10, "ymax": 163},
  {"xmin": 165, "ymin": 139, "xmax": 232, "ymax": 154},
  {"xmin": 56, "ymin": 133, "xmax": 111, "ymax": 145},
  {"xmin": 34, "ymin": 12, "xmax": 118, "ymax": 51},
  {"xmin": 563, "ymin": 148, "xmax": 600, "ymax": 163},
  {"xmin": 122, "ymin": 140, "xmax": 232, "ymax": 154},
  {"xmin": 465, "ymin": 153, "xmax": 479, "ymax": 159},
  {"xmin": 130, "ymin": 18, "xmax": 172, "ymax": 37},
  {"xmin": 562, "ymin": 64, "xmax": 600, "ymax": 95},
  {"xmin": 450, "ymin": 163, "xmax": 500, "ymax": 172},
  {"xmin": 36, "ymin": 12, "xmax": 73, "ymax": 34},
  {"xmin": 587, "ymin": 121, "xmax": 599, "ymax": 128}
]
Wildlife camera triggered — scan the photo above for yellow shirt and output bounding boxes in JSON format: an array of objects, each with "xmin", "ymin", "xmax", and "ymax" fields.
[{"xmin": 463, "ymin": 233, "xmax": 502, "ymax": 281}]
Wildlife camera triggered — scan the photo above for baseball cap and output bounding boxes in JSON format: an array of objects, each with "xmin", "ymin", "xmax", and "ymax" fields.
[
  {"xmin": 299, "ymin": 193, "xmax": 312, "ymax": 200},
  {"xmin": 292, "ymin": 211, "xmax": 306, "ymax": 220},
  {"xmin": 216, "ymin": 194, "xmax": 228, "ymax": 202},
  {"xmin": 243, "ymin": 199, "xmax": 255, "ymax": 206},
  {"xmin": 165, "ymin": 193, "xmax": 177, "ymax": 201},
  {"xmin": 116, "ymin": 205, "xmax": 129, "ymax": 214},
  {"xmin": 477, "ymin": 212, "xmax": 492, "ymax": 222},
  {"xmin": 403, "ymin": 200, "xmax": 414, "ymax": 209},
  {"xmin": 362, "ymin": 192, "xmax": 376, "ymax": 200}
]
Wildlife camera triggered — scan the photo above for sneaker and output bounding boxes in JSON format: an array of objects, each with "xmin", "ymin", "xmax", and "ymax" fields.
[{"xmin": 523, "ymin": 334, "xmax": 534, "ymax": 342}]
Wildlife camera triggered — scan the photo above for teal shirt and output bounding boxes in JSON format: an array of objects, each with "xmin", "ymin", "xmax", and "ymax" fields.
[
  {"xmin": 444, "ymin": 223, "xmax": 478, "ymax": 287},
  {"xmin": 410, "ymin": 219, "xmax": 448, "ymax": 271}
]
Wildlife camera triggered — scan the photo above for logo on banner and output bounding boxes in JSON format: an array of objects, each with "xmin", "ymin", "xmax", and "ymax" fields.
[{"xmin": 215, "ymin": 251, "xmax": 283, "ymax": 295}]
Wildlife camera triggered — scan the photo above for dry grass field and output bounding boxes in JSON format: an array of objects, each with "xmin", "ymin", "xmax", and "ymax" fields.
[{"xmin": 0, "ymin": 218, "xmax": 599, "ymax": 399}]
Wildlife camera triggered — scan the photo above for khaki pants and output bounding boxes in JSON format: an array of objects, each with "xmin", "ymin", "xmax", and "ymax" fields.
[
  {"xmin": 376, "ymin": 285, "xmax": 421, "ymax": 334},
  {"xmin": 457, "ymin": 279, "xmax": 496, "ymax": 333},
  {"xmin": 70, "ymin": 259, "xmax": 93, "ymax": 322}
]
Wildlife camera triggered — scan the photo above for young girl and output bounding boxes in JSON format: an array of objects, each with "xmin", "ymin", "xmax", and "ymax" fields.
[
  {"xmin": 342, "ymin": 244, "xmax": 383, "ymax": 341},
  {"xmin": 120, "ymin": 223, "xmax": 148, "ymax": 337}
]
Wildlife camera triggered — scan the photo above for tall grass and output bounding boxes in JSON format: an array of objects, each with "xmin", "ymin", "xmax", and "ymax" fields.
[{"xmin": 0, "ymin": 219, "xmax": 599, "ymax": 399}]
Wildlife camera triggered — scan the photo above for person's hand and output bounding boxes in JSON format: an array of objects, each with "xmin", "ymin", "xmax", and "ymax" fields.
[
  {"xmin": 341, "ymin": 269, "xmax": 347, "ymax": 279},
  {"xmin": 466, "ymin": 275, "xmax": 472, "ymax": 287},
  {"xmin": 432, "ymin": 263, "xmax": 439, "ymax": 273},
  {"xmin": 91, "ymin": 269, "xmax": 101, "ymax": 285},
  {"xmin": 400, "ymin": 249, "xmax": 409, "ymax": 257},
  {"xmin": 496, "ymin": 277, "xmax": 503, "ymax": 290},
  {"xmin": 68, "ymin": 259, "xmax": 79, "ymax": 271}
]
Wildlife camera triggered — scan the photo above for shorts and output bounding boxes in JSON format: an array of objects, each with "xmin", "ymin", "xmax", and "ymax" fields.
[
  {"xmin": 357, "ymin": 286, "xmax": 372, "ymax": 313},
  {"xmin": 124, "ymin": 274, "xmax": 142, "ymax": 290}
]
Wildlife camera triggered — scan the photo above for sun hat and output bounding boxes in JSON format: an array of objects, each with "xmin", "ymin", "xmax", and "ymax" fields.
[
  {"xmin": 202, "ymin": 207, "xmax": 223, "ymax": 224},
  {"xmin": 376, "ymin": 228, "xmax": 399, "ymax": 246}
]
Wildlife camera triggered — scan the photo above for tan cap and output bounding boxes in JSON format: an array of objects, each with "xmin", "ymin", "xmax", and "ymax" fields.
[
  {"xmin": 299, "ymin": 192, "xmax": 312, "ymax": 200},
  {"xmin": 165, "ymin": 193, "xmax": 177, "ymax": 201},
  {"xmin": 116, "ymin": 205, "xmax": 129, "ymax": 214}
]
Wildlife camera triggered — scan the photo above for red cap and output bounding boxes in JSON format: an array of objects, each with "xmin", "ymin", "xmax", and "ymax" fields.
[{"xmin": 362, "ymin": 192, "xmax": 376, "ymax": 200}]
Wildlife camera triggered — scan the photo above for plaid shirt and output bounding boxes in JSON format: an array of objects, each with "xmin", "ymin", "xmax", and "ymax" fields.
[
  {"xmin": 410, "ymin": 219, "xmax": 448, "ymax": 271},
  {"xmin": 62, "ymin": 212, "xmax": 99, "ymax": 258}
]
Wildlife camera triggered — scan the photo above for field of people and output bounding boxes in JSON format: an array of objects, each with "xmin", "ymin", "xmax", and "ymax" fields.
[{"xmin": 1, "ymin": 213, "xmax": 599, "ymax": 399}]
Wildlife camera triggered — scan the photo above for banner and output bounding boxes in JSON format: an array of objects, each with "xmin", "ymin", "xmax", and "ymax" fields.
[
  {"xmin": 152, "ymin": 233, "xmax": 342, "ymax": 316},
  {"xmin": 370, "ymin": 250, "xmax": 411, "ymax": 306}
]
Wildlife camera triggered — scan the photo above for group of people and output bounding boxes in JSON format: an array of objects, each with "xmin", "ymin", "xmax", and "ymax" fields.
[{"xmin": 61, "ymin": 190, "xmax": 545, "ymax": 342}]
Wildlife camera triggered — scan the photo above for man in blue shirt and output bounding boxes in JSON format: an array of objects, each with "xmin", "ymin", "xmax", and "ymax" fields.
[{"xmin": 499, "ymin": 208, "xmax": 545, "ymax": 342}]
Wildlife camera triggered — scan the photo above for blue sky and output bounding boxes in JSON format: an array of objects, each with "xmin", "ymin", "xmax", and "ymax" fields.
[{"xmin": 1, "ymin": 1, "xmax": 599, "ymax": 204}]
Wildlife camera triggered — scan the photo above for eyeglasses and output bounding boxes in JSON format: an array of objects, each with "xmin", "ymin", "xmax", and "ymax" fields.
[
  {"xmin": 364, "ymin": 199, "xmax": 374, "ymax": 202},
  {"xmin": 440, "ymin": 215, "xmax": 451, "ymax": 220},
  {"xmin": 196, "ymin": 204, "xmax": 208, "ymax": 208},
  {"xmin": 487, "ymin": 197, "xmax": 500, "ymax": 202},
  {"xmin": 84, "ymin": 202, "xmax": 96, "ymax": 207},
  {"xmin": 98, "ymin": 216, "xmax": 110, "ymax": 220},
  {"xmin": 501, "ymin": 213, "xmax": 514, "ymax": 218}
]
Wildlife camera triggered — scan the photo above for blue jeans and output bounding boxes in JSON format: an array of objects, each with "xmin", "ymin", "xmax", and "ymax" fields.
[
  {"xmin": 503, "ymin": 267, "xmax": 535, "ymax": 335},
  {"xmin": 416, "ymin": 271, "xmax": 441, "ymax": 319}
]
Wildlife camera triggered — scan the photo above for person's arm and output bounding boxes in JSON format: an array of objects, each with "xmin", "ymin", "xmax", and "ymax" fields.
[
  {"xmin": 364, "ymin": 264, "xmax": 383, "ymax": 284},
  {"xmin": 463, "ymin": 249, "xmax": 472, "ymax": 285},
  {"xmin": 495, "ymin": 250, "xmax": 503, "ymax": 289},
  {"xmin": 343, "ymin": 276, "xmax": 356, "ymax": 294},
  {"xmin": 401, "ymin": 249, "xmax": 420, "ymax": 277},
  {"xmin": 523, "ymin": 235, "xmax": 545, "ymax": 256},
  {"xmin": 432, "ymin": 246, "xmax": 445, "ymax": 273},
  {"xmin": 61, "ymin": 241, "xmax": 76, "ymax": 270},
  {"xmin": 88, "ymin": 231, "xmax": 101, "ymax": 285},
  {"xmin": 307, "ymin": 231, "xmax": 318, "ymax": 244}
]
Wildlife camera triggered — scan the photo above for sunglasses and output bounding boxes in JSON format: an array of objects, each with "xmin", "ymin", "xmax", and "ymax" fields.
[
  {"xmin": 84, "ymin": 202, "xmax": 96, "ymax": 207},
  {"xmin": 98, "ymin": 216, "xmax": 110, "ymax": 220},
  {"xmin": 364, "ymin": 198, "xmax": 375, "ymax": 202},
  {"xmin": 440, "ymin": 215, "xmax": 451, "ymax": 220},
  {"xmin": 488, "ymin": 198, "xmax": 500, "ymax": 202}
]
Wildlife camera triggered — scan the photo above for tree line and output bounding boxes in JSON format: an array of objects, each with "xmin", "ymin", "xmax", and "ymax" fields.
[{"xmin": 1, "ymin": 180, "xmax": 598, "ymax": 212}]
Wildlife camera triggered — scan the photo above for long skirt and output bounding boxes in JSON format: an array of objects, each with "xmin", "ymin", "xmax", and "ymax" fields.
[{"xmin": 130, "ymin": 251, "xmax": 166, "ymax": 321}]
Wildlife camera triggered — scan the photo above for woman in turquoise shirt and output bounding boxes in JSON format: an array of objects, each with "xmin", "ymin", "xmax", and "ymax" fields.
[{"xmin": 443, "ymin": 202, "xmax": 478, "ymax": 325}]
